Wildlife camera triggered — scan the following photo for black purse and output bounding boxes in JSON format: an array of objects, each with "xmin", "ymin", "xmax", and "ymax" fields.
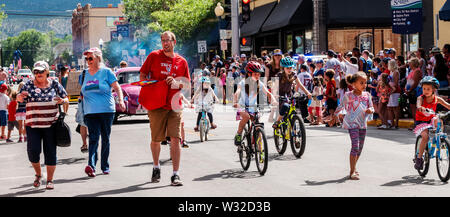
[{"xmin": 54, "ymin": 104, "xmax": 71, "ymax": 147}]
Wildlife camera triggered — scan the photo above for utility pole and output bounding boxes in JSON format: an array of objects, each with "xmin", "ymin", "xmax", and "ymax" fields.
[{"xmin": 232, "ymin": 0, "xmax": 240, "ymax": 57}]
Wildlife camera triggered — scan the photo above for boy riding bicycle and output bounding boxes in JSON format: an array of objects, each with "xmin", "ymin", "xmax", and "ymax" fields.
[
  {"xmin": 414, "ymin": 76, "xmax": 450, "ymax": 170},
  {"xmin": 233, "ymin": 61, "xmax": 277, "ymax": 146}
]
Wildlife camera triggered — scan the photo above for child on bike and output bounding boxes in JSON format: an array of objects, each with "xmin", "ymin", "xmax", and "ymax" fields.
[
  {"xmin": 233, "ymin": 61, "xmax": 277, "ymax": 146},
  {"xmin": 335, "ymin": 72, "xmax": 374, "ymax": 180},
  {"xmin": 193, "ymin": 76, "xmax": 219, "ymax": 132},
  {"xmin": 413, "ymin": 76, "xmax": 450, "ymax": 170},
  {"xmin": 272, "ymin": 57, "xmax": 312, "ymax": 129},
  {"xmin": 308, "ymin": 77, "xmax": 324, "ymax": 125}
]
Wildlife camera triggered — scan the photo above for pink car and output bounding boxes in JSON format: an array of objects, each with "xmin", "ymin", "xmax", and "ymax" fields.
[{"xmin": 113, "ymin": 67, "xmax": 148, "ymax": 123}]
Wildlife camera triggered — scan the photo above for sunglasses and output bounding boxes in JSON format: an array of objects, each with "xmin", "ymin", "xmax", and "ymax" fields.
[
  {"xmin": 33, "ymin": 70, "xmax": 45, "ymax": 74},
  {"xmin": 85, "ymin": 57, "xmax": 94, "ymax": 61}
]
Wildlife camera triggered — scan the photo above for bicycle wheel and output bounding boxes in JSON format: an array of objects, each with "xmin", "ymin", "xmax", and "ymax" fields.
[
  {"xmin": 254, "ymin": 128, "xmax": 269, "ymax": 175},
  {"xmin": 290, "ymin": 115, "xmax": 307, "ymax": 158},
  {"xmin": 199, "ymin": 119, "xmax": 204, "ymax": 142},
  {"xmin": 273, "ymin": 125, "xmax": 287, "ymax": 155},
  {"xmin": 414, "ymin": 135, "xmax": 430, "ymax": 177},
  {"xmin": 436, "ymin": 138, "xmax": 450, "ymax": 182},
  {"xmin": 239, "ymin": 125, "xmax": 251, "ymax": 171},
  {"xmin": 205, "ymin": 121, "xmax": 209, "ymax": 141}
]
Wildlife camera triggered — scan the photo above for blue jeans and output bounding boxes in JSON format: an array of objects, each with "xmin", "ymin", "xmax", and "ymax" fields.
[{"xmin": 84, "ymin": 113, "xmax": 115, "ymax": 172}]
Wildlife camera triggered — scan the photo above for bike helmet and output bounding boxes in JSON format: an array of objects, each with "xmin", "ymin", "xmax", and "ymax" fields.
[
  {"xmin": 246, "ymin": 61, "xmax": 264, "ymax": 75},
  {"xmin": 420, "ymin": 76, "xmax": 440, "ymax": 89},
  {"xmin": 280, "ymin": 57, "xmax": 296, "ymax": 68},
  {"xmin": 200, "ymin": 76, "xmax": 210, "ymax": 83},
  {"xmin": 202, "ymin": 69, "xmax": 211, "ymax": 77}
]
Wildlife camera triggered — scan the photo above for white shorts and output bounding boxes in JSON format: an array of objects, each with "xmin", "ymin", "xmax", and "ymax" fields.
[
  {"xmin": 387, "ymin": 93, "xmax": 400, "ymax": 107},
  {"xmin": 15, "ymin": 112, "xmax": 26, "ymax": 121}
]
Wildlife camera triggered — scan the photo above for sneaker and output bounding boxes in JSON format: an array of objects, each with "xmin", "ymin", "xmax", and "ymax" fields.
[
  {"xmin": 103, "ymin": 170, "xmax": 110, "ymax": 175},
  {"xmin": 234, "ymin": 134, "xmax": 242, "ymax": 146},
  {"xmin": 161, "ymin": 140, "xmax": 168, "ymax": 145},
  {"xmin": 18, "ymin": 137, "xmax": 23, "ymax": 143},
  {"xmin": 24, "ymin": 136, "xmax": 27, "ymax": 142},
  {"xmin": 151, "ymin": 168, "xmax": 161, "ymax": 183},
  {"xmin": 171, "ymin": 175, "xmax": 183, "ymax": 186},
  {"xmin": 6, "ymin": 139, "xmax": 13, "ymax": 143},
  {"xmin": 85, "ymin": 165, "xmax": 96, "ymax": 177},
  {"xmin": 377, "ymin": 125, "xmax": 387, "ymax": 129},
  {"xmin": 182, "ymin": 141, "xmax": 189, "ymax": 148},
  {"xmin": 414, "ymin": 157, "xmax": 424, "ymax": 170},
  {"xmin": 211, "ymin": 123, "xmax": 217, "ymax": 129}
]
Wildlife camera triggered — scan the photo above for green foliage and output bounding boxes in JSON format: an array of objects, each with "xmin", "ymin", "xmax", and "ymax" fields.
[
  {"xmin": 0, "ymin": 4, "xmax": 7, "ymax": 28},
  {"xmin": 123, "ymin": 0, "xmax": 177, "ymax": 27}
]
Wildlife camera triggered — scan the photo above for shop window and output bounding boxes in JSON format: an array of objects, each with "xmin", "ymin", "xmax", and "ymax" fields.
[
  {"xmin": 305, "ymin": 30, "xmax": 313, "ymax": 55},
  {"xmin": 295, "ymin": 34, "xmax": 304, "ymax": 54},
  {"xmin": 287, "ymin": 34, "xmax": 293, "ymax": 53}
]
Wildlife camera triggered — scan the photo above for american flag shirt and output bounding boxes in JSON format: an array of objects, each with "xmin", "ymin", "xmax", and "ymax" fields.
[{"xmin": 20, "ymin": 79, "xmax": 67, "ymax": 128}]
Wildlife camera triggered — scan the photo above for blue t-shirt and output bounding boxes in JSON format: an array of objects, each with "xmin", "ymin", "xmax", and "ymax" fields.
[
  {"xmin": 79, "ymin": 68, "xmax": 117, "ymax": 115},
  {"xmin": 313, "ymin": 68, "xmax": 324, "ymax": 77}
]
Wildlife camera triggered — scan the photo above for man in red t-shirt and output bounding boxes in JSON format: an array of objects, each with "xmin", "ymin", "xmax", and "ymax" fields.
[{"xmin": 139, "ymin": 31, "xmax": 190, "ymax": 186}]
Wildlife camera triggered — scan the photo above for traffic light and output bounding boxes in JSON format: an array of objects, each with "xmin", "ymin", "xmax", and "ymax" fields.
[
  {"xmin": 242, "ymin": 0, "xmax": 251, "ymax": 23},
  {"xmin": 241, "ymin": 37, "xmax": 252, "ymax": 46}
]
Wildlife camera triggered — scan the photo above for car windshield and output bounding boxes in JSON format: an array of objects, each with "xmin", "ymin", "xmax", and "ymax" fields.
[{"xmin": 118, "ymin": 71, "xmax": 140, "ymax": 84}]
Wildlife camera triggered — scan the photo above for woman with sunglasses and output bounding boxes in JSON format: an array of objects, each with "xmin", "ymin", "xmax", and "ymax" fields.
[
  {"xmin": 81, "ymin": 47, "xmax": 126, "ymax": 178},
  {"xmin": 17, "ymin": 61, "xmax": 69, "ymax": 190}
]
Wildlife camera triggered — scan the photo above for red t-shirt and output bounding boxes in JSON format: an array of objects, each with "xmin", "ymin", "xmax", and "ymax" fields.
[
  {"xmin": 140, "ymin": 49, "xmax": 190, "ymax": 110},
  {"xmin": 8, "ymin": 100, "xmax": 17, "ymax": 121},
  {"xmin": 326, "ymin": 80, "xmax": 337, "ymax": 101}
]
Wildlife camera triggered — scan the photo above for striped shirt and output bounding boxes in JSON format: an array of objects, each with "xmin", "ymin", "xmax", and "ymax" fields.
[{"xmin": 20, "ymin": 79, "xmax": 67, "ymax": 128}]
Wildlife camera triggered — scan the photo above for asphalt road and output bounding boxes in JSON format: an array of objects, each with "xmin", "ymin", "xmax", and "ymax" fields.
[{"xmin": 0, "ymin": 104, "xmax": 449, "ymax": 197}]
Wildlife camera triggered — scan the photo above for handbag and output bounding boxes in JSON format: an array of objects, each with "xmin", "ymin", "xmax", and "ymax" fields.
[
  {"xmin": 75, "ymin": 69, "xmax": 87, "ymax": 133},
  {"xmin": 138, "ymin": 81, "xmax": 169, "ymax": 110},
  {"xmin": 54, "ymin": 104, "xmax": 71, "ymax": 147}
]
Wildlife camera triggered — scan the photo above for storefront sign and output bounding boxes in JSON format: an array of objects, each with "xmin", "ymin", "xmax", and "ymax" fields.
[
  {"xmin": 391, "ymin": 0, "xmax": 423, "ymax": 34},
  {"xmin": 198, "ymin": 41, "xmax": 207, "ymax": 53},
  {"xmin": 117, "ymin": 24, "xmax": 130, "ymax": 38},
  {"xmin": 358, "ymin": 33, "xmax": 373, "ymax": 52},
  {"xmin": 240, "ymin": 46, "xmax": 252, "ymax": 52},
  {"xmin": 220, "ymin": 40, "xmax": 228, "ymax": 51}
]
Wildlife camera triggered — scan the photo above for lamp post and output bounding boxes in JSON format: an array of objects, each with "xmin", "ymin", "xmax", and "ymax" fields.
[{"xmin": 215, "ymin": 3, "xmax": 225, "ymax": 59}]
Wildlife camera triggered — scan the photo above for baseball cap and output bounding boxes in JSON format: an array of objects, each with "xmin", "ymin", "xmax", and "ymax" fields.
[
  {"xmin": 307, "ymin": 58, "xmax": 313, "ymax": 63},
  {"xmin": 0, "ymin": 83, "xmax": 7, "ymax": 92},
  {"xmin": 273, "ymin": 49, "xmax": 283, "ymax": 56},
  {"xmin": 431, "ymin": 47, "xmax": 441, "ymax": 53},
  {"xmin": 240, "ymin": 54, "xmax": 246, "ymax": 58},
  {"xmin": 83, "ymin": 47, "xmax": 102, "ymax": 56},
  {"xmin": 327, "ymin": 50, "xmax": 337, "ymax": 57},
  {"xmin": 316, "ymin": 59, "xmax": 324, "ymax": 64},
  {"xmin": 33, "ymin": 61, "xmax": 50, "ymax": 71}
]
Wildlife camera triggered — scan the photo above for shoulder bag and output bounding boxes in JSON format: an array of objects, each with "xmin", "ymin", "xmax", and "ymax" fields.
[{"xmin": 55, "ymin": 104, "xmax": 71, "ymax": 147}]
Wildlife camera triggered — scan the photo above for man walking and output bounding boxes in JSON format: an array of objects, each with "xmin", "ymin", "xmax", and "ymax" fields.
[{"xmin": 139, "ymin": 31, "xmax": 190, "ymax": 186}]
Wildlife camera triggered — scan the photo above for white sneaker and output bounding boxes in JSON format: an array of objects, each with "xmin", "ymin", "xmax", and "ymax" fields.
[{"xmin": 378, "ymin": 125, "xmax": 387, "ymax": 129}]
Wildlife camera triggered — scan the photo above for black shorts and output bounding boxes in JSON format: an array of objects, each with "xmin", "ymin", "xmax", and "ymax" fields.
[{"xmin": 326, "ymin": 99, "xmax": 338, "ymax": 111}]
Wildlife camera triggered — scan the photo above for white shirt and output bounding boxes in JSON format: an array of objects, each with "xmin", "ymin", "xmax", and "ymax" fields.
[
  {"xmin": 0, "ymin": 93, "xmax": 10, "ymax": 111},
  {"xmin": 343, "ymin": 61, "xmax": 358, "ymax": 75},
  {"xmin": 298, "ymin": 71, "xmax": 313, "ymax": 93}
]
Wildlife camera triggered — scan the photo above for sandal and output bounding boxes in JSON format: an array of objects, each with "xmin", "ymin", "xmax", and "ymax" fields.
[
  {"xmin": 46, "ymin": 181, "xmax": 54, "ymax": 190},
  {"xmin": 33, "ymin": 175, "xmax": 42, "ymax": 188},
  {"xmin": 350, "ymin": 173, "xmax": 360, "ymax": 180},
  {"xmin": 80, "ymin": 145, "xmax": 88, "ymax": 153}
]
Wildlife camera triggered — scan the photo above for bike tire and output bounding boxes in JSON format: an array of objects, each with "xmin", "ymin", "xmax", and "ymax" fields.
[
  {"xmin": 415, "ymin": 135, "xmax": 430, "ymax": 177},
  {"xmin": 239, "ymin": 125, "xmax": 251, "ymax": 171},
  {"xmin": 436, "ymin": 138, "xmax": 450, "ymax": 182},
  {"xmin": 290, "ymin": 115, "xmax": 307, "ymax": 158},
  {"xmin": 254, "ymin": 128, "xmax": 269, "ymax": 176},
  {"xmin": 273, "ymin": 126, "xmax": 287, "ymax": 155},
  {"xmin": 205, "ymin": 121, "xmax": 209, "ymax": 141},
  {"xmin": 199, "ymin": 120, "xmax": 204, "ymax": 142}
]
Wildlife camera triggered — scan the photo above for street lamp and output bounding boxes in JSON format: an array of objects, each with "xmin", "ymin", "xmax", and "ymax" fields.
[{"xmin": 215, "ymin": 3, "xmax": 225, "ymax": 59}]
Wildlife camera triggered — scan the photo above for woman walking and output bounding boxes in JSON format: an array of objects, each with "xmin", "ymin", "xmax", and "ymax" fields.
[
  {"xmin": 17, "ymin": 61, "xmax": 69, "ymax": 190},
  {"xmin": 81, "ymin": 47, "xmax": 125, "ymax": 177}
]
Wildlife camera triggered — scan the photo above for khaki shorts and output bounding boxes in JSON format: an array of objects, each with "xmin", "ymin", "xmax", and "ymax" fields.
[{"xmin": 148, "ymin": 108, "xmax": 182, "ymax": 143}]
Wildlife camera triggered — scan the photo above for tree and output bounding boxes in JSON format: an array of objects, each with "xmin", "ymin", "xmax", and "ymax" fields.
[
  {"xmin": 123, "ymin": 0, "xmax": 177, "ymax": 27},
  {"xmin": 0, "ymin": 4, "xmax": 6, "ymax": 28}
]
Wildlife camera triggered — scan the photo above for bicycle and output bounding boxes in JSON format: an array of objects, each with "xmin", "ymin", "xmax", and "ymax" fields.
[
  {"xmin": 273, "ymin": 93, "xmax": 307, "ymax": 158},
  {"xmin": 414, "ymin": 110, "xmax": 450, "ymax": 182},
  {"xmin": 237, "ymin": 106, "xmax": 269, "ymax": 175},
  {"xmin": 198, "ymin": 102, "xmax": 213, "ymax": 142}
]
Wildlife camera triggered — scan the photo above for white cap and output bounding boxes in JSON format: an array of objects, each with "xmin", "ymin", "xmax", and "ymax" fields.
[
  {"xmin": 33, "ymin": 61, "xmax": 49, "ymax": 71},
  {"xmin": 241, "ymin": 54, "xmax": 246, "ymax": 58}
]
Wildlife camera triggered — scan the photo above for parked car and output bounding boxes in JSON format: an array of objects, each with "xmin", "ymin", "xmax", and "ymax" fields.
[
  {"xmin": 49, "ymin": 70, "xmax": 58, "ymax": 80},
  {"xmin": 17, "ymin": 69, "xmax": 33, "ymax": 83},
  {"xmin": 112, "ymin": 67, "xmax": 147, "ymax": 123}
]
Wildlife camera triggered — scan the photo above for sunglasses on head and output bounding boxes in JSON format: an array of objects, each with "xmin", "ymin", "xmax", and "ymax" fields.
[
  {"xmin": 85, "ymin": 57, "xmax": 94, "ymax": 61},
  {"xmin": 33, "ymin": 70, "xmax": 45, "ymax": 74}
]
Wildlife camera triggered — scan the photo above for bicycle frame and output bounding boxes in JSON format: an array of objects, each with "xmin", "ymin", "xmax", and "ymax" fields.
[
  {"xmin": 426, "ymin": 119, "xmax": 448, "ymax": 160},
  {"xmin": 275, "ymin": 97, "xmax": 298, "ymax": 140}
]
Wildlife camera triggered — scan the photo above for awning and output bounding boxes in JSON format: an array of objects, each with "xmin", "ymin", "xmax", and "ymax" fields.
[
  {"xmin": 440, "ymin": 0, "xmax": 450, "ymax": 21},
  {"xmin": 327, "ymin": 0, "xmax": 392, "ymax": 26},
  {"xmin": 261, "ymin": 0, "xmax": 313, "ymax": 32},
  {"xmin": 240, "ymin": 2, "xmax": 277, "ymax": 37}
]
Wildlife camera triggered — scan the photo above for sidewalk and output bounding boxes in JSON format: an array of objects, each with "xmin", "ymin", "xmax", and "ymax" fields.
[{"xmin": 367, "ymin": 119, "xmax": 414, "ymax": 129}]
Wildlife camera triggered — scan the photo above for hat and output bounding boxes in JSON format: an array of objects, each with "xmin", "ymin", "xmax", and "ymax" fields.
[
  {"xmin": 0, "ymin": 83, "xmax": 7, "ymax": 92},
  {"xmin": 316, "ymin": 59, "xmax": 324, "ymax": 64},
  {"xmin": 214, "ymin": 55, "xmax": 221, "ymax": 60},
  {"xmin": 327, "ymin": 50, "xmax": 337, "ymax": 57},
  {"xmin": 346, "ymin": 52, "xmax": 353, "ymax": 57},
  {"xmin": 240, "ymin": 54, "xmax": 246, "ymax": 58},
  {"xmin": 273, "ymin": 49, "xmax": 283, "ymax": 56},
  {"xmin": 298, "ymin": 54, "xmax": 305, "ymax": 60},
  {"xmin": 83, "ymin": 47, "xmax": 102, "ymax": 56},
  {"xmin": 307, "ymin": 58, "xmax": 313, "ymax": 63},
  {"xmin": 431, "ymin": 47, "xmax": 441, "ymax": 53},
  {"xmin": 32, "ymin": 61, "xmax": 50, "ymax": 71}
]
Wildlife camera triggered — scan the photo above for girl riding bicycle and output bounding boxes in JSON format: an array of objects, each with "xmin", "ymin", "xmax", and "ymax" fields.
[
  {"xmin": 233, "ymin": 61, "xmax": 277, "ymax": 146},
  {"xmin": 272, "ymin": 57, "xmax": 312, "ymax": 129},
  {"xmin": 192, "ymin": 76, "xmax": 219, "ymax": 131},
  {"xmin": 413, "ymin": 76, "xmax": 450, "ymax": 170},
  {"xmin": 335, "ymin": 72, "xmax": 374, "ymax": 180}
]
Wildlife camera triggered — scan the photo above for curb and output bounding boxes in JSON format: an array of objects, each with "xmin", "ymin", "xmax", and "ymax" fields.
[{"xmin": 367, "ymin": 119, "xmax": 414, "ymax": 129}]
